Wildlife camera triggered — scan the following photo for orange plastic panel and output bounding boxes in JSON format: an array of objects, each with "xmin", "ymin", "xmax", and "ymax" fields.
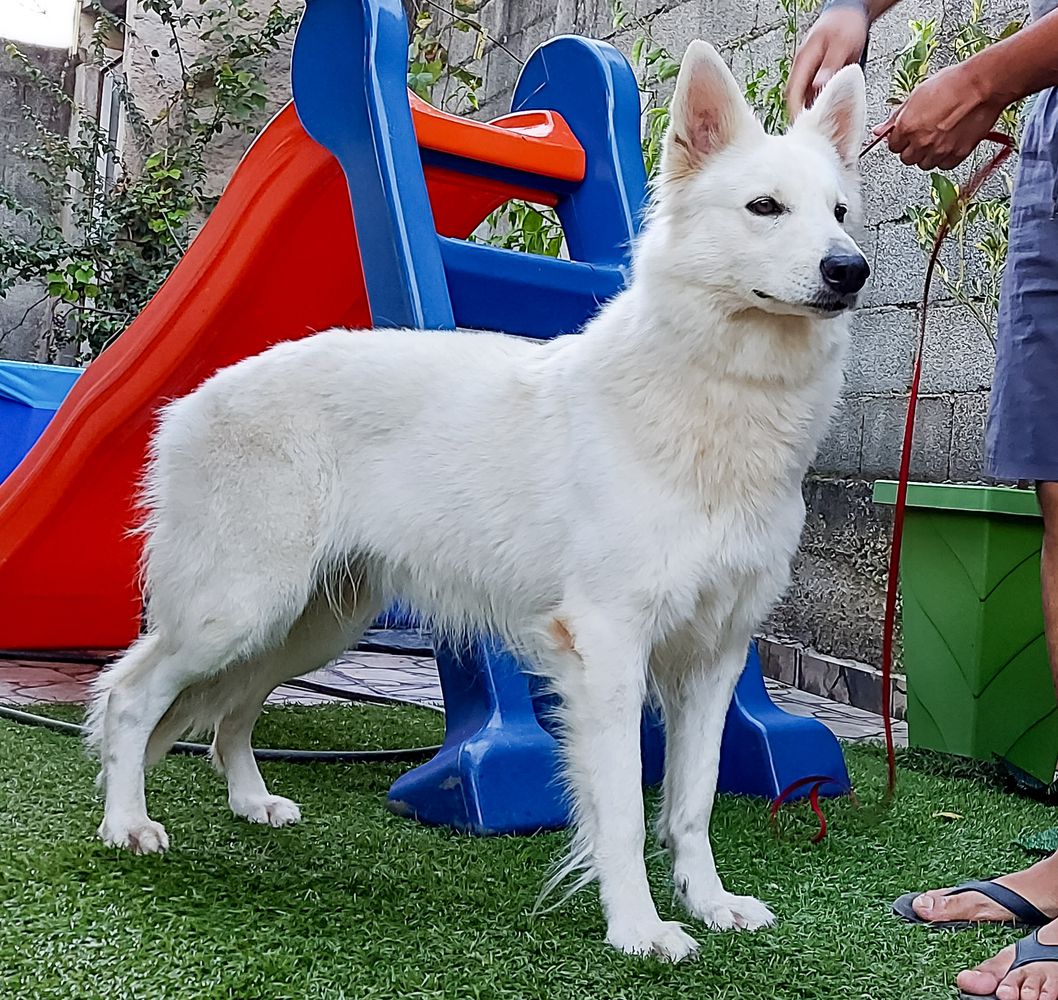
[{"xmin": 409, "ymin": 92, "xmax": 585, "ymax": 183}]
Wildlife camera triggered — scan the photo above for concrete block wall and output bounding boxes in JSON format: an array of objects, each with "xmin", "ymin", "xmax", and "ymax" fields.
[{"xmin": 0, "ymin": 42, "xmax": 71, "ymax": 360}]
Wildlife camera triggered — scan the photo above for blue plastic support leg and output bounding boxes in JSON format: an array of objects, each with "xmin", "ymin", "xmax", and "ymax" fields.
[
  {"xmin": 717, "ymin": 644, "xmax": 851, "ymax": 800},
  {"xmin": 290, "ymin": 0, "xmax": 455, "ymax": 330},
  {"xmin": 512, "ymin": 36, "xmax": 649, "ymax": 266},
  {"xmin": 387, "ymin": 637, "xmax": 568, "ymax": 834},
  {"xmin": 387, "ymin": 641, "xmax": 849, "ymax": 834}
]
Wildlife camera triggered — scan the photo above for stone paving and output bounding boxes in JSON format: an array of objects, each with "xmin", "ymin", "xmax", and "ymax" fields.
[{"xmin": 0, "ymin": 649, "xmax": 907, "ymax": 746}]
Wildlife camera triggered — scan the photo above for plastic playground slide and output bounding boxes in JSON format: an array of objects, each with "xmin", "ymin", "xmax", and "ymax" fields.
[
  {"xmin": 0, "ymin": 0, "xmax": 851, "ymax": 833},
  {"xmin": 0, "ymin": 94, "xmax": 596, "ymax": 650}
]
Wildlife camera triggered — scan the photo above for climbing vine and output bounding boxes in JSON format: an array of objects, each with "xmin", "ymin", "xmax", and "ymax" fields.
[{"xmin": 0, "ymin": 0, "xmax": 297, "ymax": 361}]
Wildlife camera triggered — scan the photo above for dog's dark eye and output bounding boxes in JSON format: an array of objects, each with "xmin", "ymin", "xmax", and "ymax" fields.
[
  {"xmin": 746, "ymin": 197, "xmax": 784, "ymax": 217},
  {"xmin": 835, "ymin": 204, "xmax": 848, "ymax": 223}
]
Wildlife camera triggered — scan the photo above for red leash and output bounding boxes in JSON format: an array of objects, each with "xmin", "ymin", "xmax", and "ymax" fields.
[{"xmin": 771, "ymin": 126, "xmax": 1014, "ymax": 841}]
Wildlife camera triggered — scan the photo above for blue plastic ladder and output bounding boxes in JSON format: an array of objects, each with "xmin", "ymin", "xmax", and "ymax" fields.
[{"xmin": 290, "ymin": 0, "xmax": 851, "ymax": 833}]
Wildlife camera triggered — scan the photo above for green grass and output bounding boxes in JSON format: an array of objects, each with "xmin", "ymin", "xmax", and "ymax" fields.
[{"xmin": 1, "ymin": 703, "xmax": 1054, "ymax": 1000}]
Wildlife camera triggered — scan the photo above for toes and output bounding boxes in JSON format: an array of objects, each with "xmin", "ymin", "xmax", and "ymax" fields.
[
  {"xmin": 958, "ymin": 969, "xmax": 1004, "ymax": 998},
  {"xmin": 724, "ymin": 894, "xmax": 777, "ymax": 931},
  {"xmin": 996, "ymin": 971, "xmax": 1058, "ymax": 1000},
  {"xmin": 998, "ymin": 973, "xmax": 1028, "ymax": 1000},
  {"xmin": 98, "ymin": 817, "xmax": 169, "ymax": 854},
  {"xmin": 911, "ymin": 890, "xmax": 946, "ymax": 921},
  {"xmin": 1016, "ymin": 973, "xmax": 1045, "ymax": 1000},
  {"xmin": 233, "ymin": 794, "xmax": 302, "ymax": 827},
  {"xmin": 263, "ymin": 796, "xmax": 301, "ymax": 827},
  {"xmin": 682, "ymin": 890, "xmax": 776, "ymax": 932},
  {"xmin": 958, "ymin": 946, "xmax": 1016, "ymax": 998},
  {"xmin": 606, "ymin": 920, "xmax": 700, "ymax": 962}
]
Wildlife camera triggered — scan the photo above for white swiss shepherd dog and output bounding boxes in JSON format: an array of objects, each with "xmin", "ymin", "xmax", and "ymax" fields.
[{"xmin": 88, "ymin": 42, "xmax": 868, "ymax": 961}]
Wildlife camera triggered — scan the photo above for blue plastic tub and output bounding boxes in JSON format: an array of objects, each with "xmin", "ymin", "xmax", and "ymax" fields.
[{"xmin": 0, "ymin": 360, "xmax": 83, "ymax": 483}]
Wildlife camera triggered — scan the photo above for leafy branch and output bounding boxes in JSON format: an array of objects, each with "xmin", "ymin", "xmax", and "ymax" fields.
[{"xmin": 0, "ymin": 0, "xmax": 297, "ymax": 361}]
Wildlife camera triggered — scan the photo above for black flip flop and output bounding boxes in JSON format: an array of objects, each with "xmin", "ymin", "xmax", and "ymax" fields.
[
  {"xmin": 960, "ymin": 929, "xmax": 1058, "ymax": 1000},
  {"xmin": 892, "ymin": 880, "xmax": 1051, "ymax": 931}
]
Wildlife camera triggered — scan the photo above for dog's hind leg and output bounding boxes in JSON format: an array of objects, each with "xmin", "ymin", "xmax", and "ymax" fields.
[
  {"xmin": 659, "ymin": 641, "xmax": 775, "ymax": 932},
  {"xmin": 92, "ymin": 631, "xmax": 237, "ymax": 854},
  {"xmin": 543, "ymin": 611, "xmax": 699, "ymax": 962},
  {"xmin": 213, "ymin": 589, "xmax": 382, "ymax": 826},
  {"xmin": 91, "ymin": 579, "xmax": 313, "ymax": 853}
]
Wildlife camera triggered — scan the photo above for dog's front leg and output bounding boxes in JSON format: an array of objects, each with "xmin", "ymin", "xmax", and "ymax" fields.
[
  {"xmin": 660, "ymin": 643, "xmax": 776, "ymax": 932},
  {"xmin": 554, "ymin": 613, "xmax": 699, "ymax": 962}
]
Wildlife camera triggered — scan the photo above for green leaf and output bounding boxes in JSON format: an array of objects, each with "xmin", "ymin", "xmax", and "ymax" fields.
[{"xmin": 930, "ymin": 172, "xmax": 959, "ymax": 218}]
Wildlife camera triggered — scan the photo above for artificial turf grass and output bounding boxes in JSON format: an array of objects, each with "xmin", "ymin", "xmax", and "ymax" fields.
[{"xmin": 0, "ymin": 704, "xmax": 1055, "ymax": 1000}]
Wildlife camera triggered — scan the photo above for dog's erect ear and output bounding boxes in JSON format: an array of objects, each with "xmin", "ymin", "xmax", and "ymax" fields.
[
  {"xmin": 661, "ymin": 40, "xmax": 755, "ymax": 179},
  {"xmin": 792, "ymin": 64, "xmax": 866, "ymax": 168}
]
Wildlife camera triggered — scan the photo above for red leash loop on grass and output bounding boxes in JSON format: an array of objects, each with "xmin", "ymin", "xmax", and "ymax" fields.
[
  {"xmin": 769, "ymin": 775, "xmax": 833, "ymax": 843},
  {"xmin": 769, "ymin": 126, "xmax": 1014, "ymax": 841}
]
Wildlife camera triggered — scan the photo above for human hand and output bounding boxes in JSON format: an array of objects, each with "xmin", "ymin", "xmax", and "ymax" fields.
[
  {"xmin": 875, "ymin": 62, "xmax": 1006, "ymax": 170},
  {"xmin": 787, "ymin": 3, "xmax": 869, "ymax": 119}
]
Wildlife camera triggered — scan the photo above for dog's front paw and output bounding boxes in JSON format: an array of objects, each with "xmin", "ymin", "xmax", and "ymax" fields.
[
  {"xmin": 97, "ymin": 816, "xmax": 169, "ymax": 854},
  {"xmin": 606, "ymin": 919, "xmax": 700, "ymax": 962},
  {"xmin": 231, "ymin": 794, "xmax": 302, "ymax": 827},
  {"xmin": 682, "ymin": 889, "xmax": 776, "ymax": 932}
]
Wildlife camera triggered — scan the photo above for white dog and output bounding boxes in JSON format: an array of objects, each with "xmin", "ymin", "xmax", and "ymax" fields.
[{"xmin": 87, "ymin": 41, "xmax": 866, "ymax": 960}]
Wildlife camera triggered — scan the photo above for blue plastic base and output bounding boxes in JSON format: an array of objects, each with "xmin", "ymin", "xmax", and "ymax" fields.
[
  {"xmin": 0, "ymin": 361, "xmax": 83, "ymax": 483},
  {"xmin": 387, "ymin": 640, "xmax": 849, "ymax": 835},
  {"xmin": 718, "ymin": 649, "xmax": 850, "ymax": 800}
]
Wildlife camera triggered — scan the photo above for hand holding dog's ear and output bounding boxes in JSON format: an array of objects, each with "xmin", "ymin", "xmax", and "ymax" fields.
[
  {"xmin": 786, "ymin": 7, "xmax": 869, "ymax": 120},
  {"xmin": 793, "ymin": 64, "xmax": 866, "ymax": 167}
]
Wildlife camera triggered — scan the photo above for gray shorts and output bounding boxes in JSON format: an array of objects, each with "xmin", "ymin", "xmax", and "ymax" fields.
[{"xmin": 985, "ymin": 87, "xmax": 1058, "ymax": 483}]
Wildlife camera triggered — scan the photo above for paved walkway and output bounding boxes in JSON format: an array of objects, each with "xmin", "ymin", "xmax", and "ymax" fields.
[{"xmin": 0, "ymin": 649, "xmax": 907, "ymax": 746}]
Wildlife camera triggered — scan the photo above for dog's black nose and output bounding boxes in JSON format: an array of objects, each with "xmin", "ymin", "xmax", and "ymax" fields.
[{"xmin": 820, "ymin": 253, "xmax": 870, "ymax": 296}]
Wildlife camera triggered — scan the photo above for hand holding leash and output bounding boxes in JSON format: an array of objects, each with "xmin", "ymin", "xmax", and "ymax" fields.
[{"xmin": 874, "ymin": 63, "xmax": 1010, "ymax": 171}]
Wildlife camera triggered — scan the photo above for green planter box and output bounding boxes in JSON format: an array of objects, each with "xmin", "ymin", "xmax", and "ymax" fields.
[{"xmin": 874, "ymin": 481, "xmax": 1056, "ymax": 782}]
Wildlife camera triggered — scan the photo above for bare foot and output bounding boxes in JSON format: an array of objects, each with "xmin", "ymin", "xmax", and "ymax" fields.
[
  {"xmin": 911, "ymin": 857, "xmax": 1058, "ymax": 925},
  {"xmin": 958, "ymin": 918, "xmax": 1058, "ymax": 999}
]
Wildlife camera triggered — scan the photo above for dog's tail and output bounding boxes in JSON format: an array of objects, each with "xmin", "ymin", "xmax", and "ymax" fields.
[
  {"xmin": 84, "ymin": 632, "xmax": 165, "ymax": 757},
  {"xmin": 86, "ymin": 632, "xmax": 238, "ymax": 770}
]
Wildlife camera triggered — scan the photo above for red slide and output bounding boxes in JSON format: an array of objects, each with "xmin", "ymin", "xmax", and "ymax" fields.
[{"xmin": 0, "ymin": 106, "xmax": 368, "ymax": 649}]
